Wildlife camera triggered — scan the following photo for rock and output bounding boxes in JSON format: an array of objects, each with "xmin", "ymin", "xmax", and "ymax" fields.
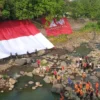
[
  {"xmin": 1, "ymin": 90, "xmax": 4, "ymax": 93},
  {"xmin": 8, "ymin": 59, "xmax": 14, "ymax": 65},
  {"xmin": 90, "ymin": 76, "xmax": 99, "ymax": 82},
  {"xmin": 43, "ymin": 76, "xmax": 51, "ymax": 83},
  {"xmin": 20, "ymin": 71, "xmax": 25, "ymax": 76},
  {"xmin": 0, "ymin": 79, "xmax": 6, "ymax": 88},
  {"xmin": 32, "ymin": 68, "xmax": 40, "ymax": 75},
  {"xmin": 14, "ymin": 58, "xmax": 27, "ymax": 66},
  {"xmin": 32, "ymin": 86, "xmax": 36, "ymax": 90},
  {"xmin": 25, "ymin": 72, "xmax": 33, "ymax": 77},
  {"xmin": 51, "ymin": 84, "xmax": 63, "ymax": 94},
  {"xmin": 9, "ymin": 88, "xmax": 12, "ymax": 91},
  {"xmin": 53, "ymin": 60, "xmax": 57, "ymax": 63},
  {"xmin": 65, "ymin": 87, "xmax": 72, "ymax": 91},
  {"xmin": 49, "ymin": 55, "xmax": 54, "ymax": 59},
  {"xmin": 39, "ymin": 74, "xmax": 44, "ymax": 77},
  {"xmin": 65, "ymin": 44, "xmax": 74, "ymax": 52},
  {"xmin": 31, "ymin": 62, "xmax": 38, "ymax": 68},
  {"xmin": 70, "ymin": 75, "xmax": 75, "ymax": 80},
  {"xmin": 60, "ymin": 55, "xmax": 68, "ymax": 60},
  {"xmin": 35, "ymin": 82, "xmax": 40, "ymax": 86},
  {"xmin": 96, "ymin": 72, "xmax": 100, "ymax": 78},
  {"xmin": 10, "ymin": 85, "xmax": 14, "ymax": 89},
  {"xmin": 13, "ymin": 73, "xmax": 21, "ymax": 79},
  {"xmin": 26, "ymin": 58, "xmax": 32, "ymax": 64},
  {"xmin": 9, "ymin": 78, "xmax": 17, "ymax": 85},
  {"xmin": 67, "ymin": 69, "xmax": 72, "ymax": 74},
  {"xmin": 60, "ymin": 61, "xmax": 67, "ymax": 67},
  {"xmin": 25, "ymin": 84, "xmax": 28, "ymax": 87},
  {"xmin": 39, "ymin": 84, "xmax": 43, "ymax": 87},
  {"xmin": 41, "ymin": 59, "xmax": 48, "ymax": 65},
  {"xmin": 28, "ymin": 81, "xmax": 34, "ymax": 85},
  {"xmin": 37, "ymin": 50, "xmax": 45, "ymax": 56},
  {"xmin": 0, "ymin": 75, "xmax": 3, "ymax": 78}
]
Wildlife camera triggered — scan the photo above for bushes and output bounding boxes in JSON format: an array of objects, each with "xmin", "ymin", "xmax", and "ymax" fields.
[{"xmin": 80, "ymin": 21, "xmax": 100, "ymax": 32}]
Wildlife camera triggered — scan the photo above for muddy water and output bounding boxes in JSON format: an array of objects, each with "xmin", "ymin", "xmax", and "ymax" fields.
[
  {"xmin": 70, "ymin": 43, "xmax": 92, "ymax": 57},
  {"xmin": 0, "ymin": 75, "xmax": 60, "ymax": 100}
]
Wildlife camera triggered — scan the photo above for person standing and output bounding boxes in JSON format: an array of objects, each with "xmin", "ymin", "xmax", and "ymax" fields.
[
  {"xmin": 95, "ymin": 82, "xmax": 99, "ymax": 90},
  {"xmin": 90, "ymin": 89, "xmax": 93, "ymax": 100},
  {"xmin": 53, "ymin": 69, "xmax": 57, "ymax": 79},
  {"xmin": 37, "ymin": 59, "xmax": 41, "ymax": 67}
]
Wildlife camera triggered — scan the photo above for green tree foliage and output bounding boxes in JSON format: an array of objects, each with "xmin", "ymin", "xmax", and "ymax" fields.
[
  {"xmin": 67, "ymin": 0, "xmax": 100, "ymax": 20},
  {"xmin": 1, "ymin": 0, "xmax": 66, "ymax": 20}
]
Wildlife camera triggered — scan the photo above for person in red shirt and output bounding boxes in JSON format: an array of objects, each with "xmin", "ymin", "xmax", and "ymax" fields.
[
  {"xmin": 95, "ymin": 82, "xmax": 99, "ymax": 90},
  {"xmin": 62, "ymin": 66, "xmax": 64, "ymax": 70},
  {"xmin": 54, "ymin": 69, "xmax": 57, "ymax": 78},
  {"xmin": 46, "ymin": 66, "xmax": 50, "ymax": 72},
  {"xmin": 37, "ymin": 59, "xmax": 41, "ymax": 67},
  {"xmin": 95, "ymin": 89, "xmax": 99, "ymax": 98}
]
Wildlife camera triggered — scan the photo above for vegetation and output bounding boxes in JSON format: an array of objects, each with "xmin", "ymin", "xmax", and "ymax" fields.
[
  {"xmin": 0, "ymin": 0, "xmax": 100, "ymax": 21},
  {"xmin": 0, "ymin": 0, "xmax": 66, "ymax": 20},
  {"xmin": 48, "ymin": 34, "xmax": 68, "ymax": 45},
  {"xmin": 66, "ymin": 0, "xmax": 100, "ymax": 20}
]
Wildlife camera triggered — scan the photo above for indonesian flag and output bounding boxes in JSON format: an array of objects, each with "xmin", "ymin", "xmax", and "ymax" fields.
[
  {"xmin": 41, "ymin": 17, "xmax": 72, "ymax": 36},
  {"xmin": 0, "ymin": 20, "xmax": 54, "ymax": 59}
]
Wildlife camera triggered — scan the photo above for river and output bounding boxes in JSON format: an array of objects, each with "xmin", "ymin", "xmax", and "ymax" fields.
[{"xmin": 0, "ymin": 43, "xmax": 93, "ymax": 100}]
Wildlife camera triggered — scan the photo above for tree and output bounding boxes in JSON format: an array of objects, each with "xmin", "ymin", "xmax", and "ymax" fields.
[
  {"xmin": 67, "ymin": 0, "xmax": 100, "ymax": 20},
  {"xmin": 1, "ymin": 0, "xmax": 66, "ymax": 20}
]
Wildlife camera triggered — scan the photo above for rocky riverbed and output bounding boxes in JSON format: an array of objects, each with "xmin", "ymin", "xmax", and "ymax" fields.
[{"xmin": 0, "ymin": 33, "xmax": 100, "ymax": 100}]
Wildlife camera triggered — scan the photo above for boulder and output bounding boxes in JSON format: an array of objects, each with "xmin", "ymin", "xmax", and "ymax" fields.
[
  {"xmin": 89, "ymin": 75, "xmax": 99, "ymax": 82},
  {"xmin": 32, "ymin": 68, "xmax": 40, "ymax": 75},
  {"xmin": 0, "ymin": 79, "xmax": 6, "ymax": 88},
  {"xmin": 13, "ymin": 73, "xmax": 21, "ymax": 79},
  {"xmin": 65, "ymin": 44, "xmax": 74, "ymax": 52},
  {"xmin": 32, "ymin": 86, "xmax": 36, "ymax": 90},
  {"xmin": 51, "ymin": 84, "xmax": 63, "ymax": 94},
  {"xmin": 39, "ymin": 84, "xmax": 43, "ymax": 87},
  {"xmin": 28, "ymin": 81, "xmax": 34, "ymax": 85},
  {"xmin": 65, "ymin": 87, "xmax": 72, "ymax": 91},
  {"xmin": 14, "ymin": 58, "xmax": 27, "ymax": 66},
  {"xmin": 41, "ymin": 59, "xmax": 48, "ymax": 65},
  {"xmin": 9, "ymin": 88, "xmax": 13, "ymax": 91},
  {"xmin": 26, "ymin": 58, "xmax": 32, "ymax": 64},
  {"xmin": 60, "ymin": 61, "xmax": 67, "ymax": 67},
  {"xmin": 25, "ymin": 84, "xmax": 28, "ymax": 87},
  {"xmin": 70, "ymin": 75, "xmax": 75, "ymax": 80},
  {"xmin": 1, "ymin": 90, "xmax": 4, "ymax": 93},
  {"xmin": 43, "ymin": 76, "xmax": 51, "ymax": 83},
  {"xmin": 35, "ymin": 82, "xmax": 40, "ymax": 86},
  {"xmin": 96, "ymin": 72, "xmax": 100, "ymax": 78},
  {"xmin": 20, "ymin": 71, "xmax": 25, "ymax": 76},
  {"xmin": 60, "ymin": 55, "xmax": 68, "ymax": 60},
  {"xmin": 25, "ymin": 72, "xmax": 33, "ymax": 77},
  {"xmin": 31, "ymin": 62, "xmax": 38, "ymax": 68},
  {"xmin": 37, "ymin": 50, "xmax": 45, "ymax": 56},
  {"xmin": 9, "ymin": 78, "xmax": 17, "ymax": 85}
]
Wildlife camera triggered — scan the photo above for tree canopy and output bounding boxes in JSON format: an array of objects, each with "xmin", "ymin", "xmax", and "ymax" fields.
[
  {"xmin": 0, "ymin": 0, "xmax": 66, "ymax": 20},
  {"xmin": 1, "ymin": 0, "xmax": 100, "ymax": 20},
  {"xmin": 66, "ymin": 0, "xmax": 100, "ymax": 20}
]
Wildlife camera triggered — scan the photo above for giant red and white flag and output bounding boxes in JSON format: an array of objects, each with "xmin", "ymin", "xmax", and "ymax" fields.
[
  {"xmin": 0, "ymin": 20, "xmax": 54, "ymax": 59},
  {"xmin": 41, "ymin": 17, "xmax": 72, "ymax": 36}
]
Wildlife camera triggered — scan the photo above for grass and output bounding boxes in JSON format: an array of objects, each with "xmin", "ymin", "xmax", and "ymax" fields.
[
  {"xmin": 80, "ymin": 21, "xmax": 100, "ymax": 33},
  {"xmin": 47, "ymin": 34, "xmax": 68, "ymax": 45},
  {"xmin": 47, "ymin": 21, "xmax": 100, "ymax": 45}
]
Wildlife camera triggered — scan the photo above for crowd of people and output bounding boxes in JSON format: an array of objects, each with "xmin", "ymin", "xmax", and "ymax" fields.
[{"xmin": 36, "ymin": 56, "xmax": 100, "ymax": 100}]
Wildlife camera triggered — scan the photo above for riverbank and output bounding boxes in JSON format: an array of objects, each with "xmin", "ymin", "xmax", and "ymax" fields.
[{"xmin": 0, "ymin": 30, "xmax": 100, "ymax": 100}]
